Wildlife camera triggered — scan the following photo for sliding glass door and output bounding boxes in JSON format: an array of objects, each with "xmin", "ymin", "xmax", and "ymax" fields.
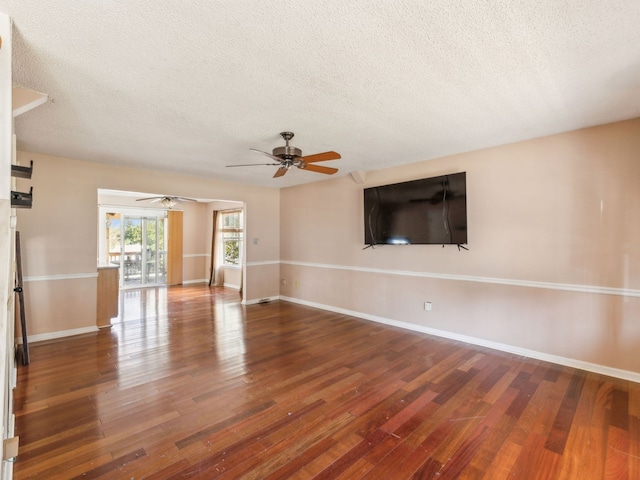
[{"xmin": 103, "ymin": 211, "xmax": 167, "ymax": 288}]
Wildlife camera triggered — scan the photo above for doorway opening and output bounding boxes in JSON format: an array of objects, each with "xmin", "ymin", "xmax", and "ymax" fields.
[{"xmin": 98, "ymin": 189, "xmax": 246, "ymax": 295}]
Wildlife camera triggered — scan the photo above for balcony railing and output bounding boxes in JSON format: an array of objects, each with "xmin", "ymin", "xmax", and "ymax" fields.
[{"xmin": 108, "ymin": 250, "xmax": 167, "ymax": 286}]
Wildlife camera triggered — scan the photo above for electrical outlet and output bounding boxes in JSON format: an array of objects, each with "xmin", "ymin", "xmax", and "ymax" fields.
[
  {"xmin": 424, "ymin": 301, "xmax": 432, "ymax": 311},
  {"xmin": 281, "ymin": 279, "xmax": 286, "ymax": 286}
]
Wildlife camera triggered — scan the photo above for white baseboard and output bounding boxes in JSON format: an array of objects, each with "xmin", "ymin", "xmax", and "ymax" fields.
[
  {"xmin": 279, "ymin": 295, "xmax": 640, "ymax": 383},
  {"xmin": 181, "ymin": 280, "xmax": 239, "ymax": 288},
  {"xmin": 17, "ymin": 326, "xmax": 100, "ymax": 344},
  {"xmin": 244, "ymin": 295, "xmax": 280, "ymax": 306}
]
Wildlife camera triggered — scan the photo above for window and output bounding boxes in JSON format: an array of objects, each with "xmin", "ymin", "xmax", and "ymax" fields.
[{"xmin": 220, "ymin": 210, "xmax": 243, "ymax": 265}]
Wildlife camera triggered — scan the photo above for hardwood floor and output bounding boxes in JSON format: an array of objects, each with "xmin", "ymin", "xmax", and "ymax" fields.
[{"xmin": 13, "ymin": 284, "xmax": 640, "ymax": 479}]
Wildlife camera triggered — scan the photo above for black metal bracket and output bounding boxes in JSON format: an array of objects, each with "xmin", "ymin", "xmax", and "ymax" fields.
[
  {"xmin": 11, "ymin": 187, "xmax": 33, "ymax": 209},
  {"xmin": 11, "ymin": 160, "xmax": 33, "ymax": 179}
]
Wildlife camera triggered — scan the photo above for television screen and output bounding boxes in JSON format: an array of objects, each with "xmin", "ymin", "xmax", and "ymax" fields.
[{"xmin": 364, "ymin": 172, "xmax": 467, "ymax": 246}]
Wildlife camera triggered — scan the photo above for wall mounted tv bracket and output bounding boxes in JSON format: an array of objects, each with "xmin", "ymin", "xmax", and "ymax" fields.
[{"xmin": 364, "ymin": 243, "xmax": 469, "ymax": 251}]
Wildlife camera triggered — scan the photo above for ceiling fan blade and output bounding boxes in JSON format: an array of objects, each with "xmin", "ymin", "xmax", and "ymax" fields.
[
  {"xmin": 299, "ymin": 151, "xmax": 341, "ymax": 163},
  {"xmin": 273, "ymin": 167, "xmax": 288, "ymax": 178},
  {"xmin": 136, "ymin": 195, "xmax": 197, "ymax": 205},
  {"xmin": 136, "ymin": 197, "xmax": 163, "ymax": 202},
  {"xmin": 250, "ymin": 148, "xmax": 284, "ymax": 163},
  {"xmin": 226, "ymin": 163, "xmax": 281, "ymax": 167},
  {"xmin": 174, "ymin": 197, "xmax": 198, "ymax": 202},
  {"xmin": 302, "ymin": 164, "xmax": 338, "ymax": 175}
]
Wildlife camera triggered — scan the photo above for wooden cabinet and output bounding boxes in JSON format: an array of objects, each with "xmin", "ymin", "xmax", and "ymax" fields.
[
  {"xmin": 166, "ymin": 210, "xmax": 183, "ymax": 285},
  {"xmin": 97, "ymin": 265, "xmax": 119, "ymax": 327}
]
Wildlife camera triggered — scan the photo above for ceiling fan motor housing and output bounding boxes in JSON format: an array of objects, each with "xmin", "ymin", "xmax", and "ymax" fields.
[{"xmin": 272, "ymin": 145, "xmax": 302, "ymax": 159}]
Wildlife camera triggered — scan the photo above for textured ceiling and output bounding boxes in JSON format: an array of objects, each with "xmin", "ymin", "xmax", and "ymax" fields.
[{"xmin": 2, "ymin": 1, "xmax": 640, "ymax": 188}]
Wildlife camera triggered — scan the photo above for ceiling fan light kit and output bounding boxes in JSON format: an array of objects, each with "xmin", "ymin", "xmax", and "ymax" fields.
[
  {"xmin": 227, "ymin": 131, "xmax": 341, "ymax": 178},
  {"xmin": 160, "ymin": 197, "xmax": 177, "ymax": 208},
  {"xmin": 136, "ymin": 196, "xmax": 197, "ymax": 208}
]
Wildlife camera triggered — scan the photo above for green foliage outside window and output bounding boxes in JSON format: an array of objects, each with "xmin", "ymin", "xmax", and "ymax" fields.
[
  {"xmin": 125, "ymin": 220, "xmax": 142, "ymax": 245},
  {"xmin": 221, "ymin": 211, "xmax": 243, "ymax": 266},
  {"xmin": 122, "ymin": 220, "xmax": 163, "ymax": 247},
  {"xmin": 225, "ymin": 240, "xmax": 240, "ymax": 265}
]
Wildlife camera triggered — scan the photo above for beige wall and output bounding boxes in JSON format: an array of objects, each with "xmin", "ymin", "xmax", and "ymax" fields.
[
  {"xmin": 280, "ymin": 118, "xmax": 640, "ymax": 376},
  {"xmin": 16, "ymin": 152, "xmax": 280, "ymax": 338},
  {"xmin": 182, "ymin": 201, "xmax": 209, "ymax": 282},
  {"xmin": 13, "ymin": 119, "xmax": 640, "ymax": 377}
]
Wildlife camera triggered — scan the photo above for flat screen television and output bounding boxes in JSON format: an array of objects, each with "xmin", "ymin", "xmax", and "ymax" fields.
[{"xmin": 364, "ymin": 172, "xmax": 467, "ymax": 246}]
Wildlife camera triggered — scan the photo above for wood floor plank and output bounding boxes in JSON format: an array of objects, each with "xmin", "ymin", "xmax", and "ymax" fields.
[
  {"xmin": 629, "ymin": 415, "xmax": 640, "ymax": 479},
  {"xmin": 463, "ymin": 413, "xmax": 517, "ymax": 477},
  {"xmin": 480, "ymin": 440, "xmax": 522, "ymax": 480},
  {"xmin": 68, "ymin": 448, "xmax": 147, "ymax": 480},
  {"xmin": 605, "ymin": 425, "xmax": 629, "ymax": 479},
  {"xmin": 545, "ymin": 370, "xmax": 587, "ymax": 454},
  {"xmin": 311, "ymin": 429, "xmax": 391, "ymax": 479},
  {"xmin": 554, "ymin": 371, "xmax": 608, "ymax": 479},
  {"xmin": 255, "ymin": 421, "xmax": 347, "ymax": 480},
  {"xmin": 303, "ymin": 432, "xmax": 364, "ymax": 478},
  {"xmin": 510, "ymin": 432, "xmax": 561, "ymax": 479},
  {"xmin": 11, "ymin": 284, "xmax": 640, "ymax": 479},
  {"xmin": 611, "ymin": 388, "xmax": 630, "ymax": 430}
]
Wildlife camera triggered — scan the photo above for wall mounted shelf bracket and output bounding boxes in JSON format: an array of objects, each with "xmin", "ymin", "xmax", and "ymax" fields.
[
  {"xmin": 11, "ymin": 187, "xmax": 33, "ymax": 209},
  {"xmin": 11, "ymin": 160, "xmax": 33, "ymax": 179}
]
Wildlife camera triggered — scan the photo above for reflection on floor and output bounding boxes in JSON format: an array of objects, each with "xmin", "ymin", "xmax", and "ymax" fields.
[{"xmin": 112, "ymin": 284, "xmax": 246, "ymax": 361}]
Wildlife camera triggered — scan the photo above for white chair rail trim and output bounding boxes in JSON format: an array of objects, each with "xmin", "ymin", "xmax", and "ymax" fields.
[{"xmin": 280, "ymin": 260, "xmax": 640, "ymax": 298}]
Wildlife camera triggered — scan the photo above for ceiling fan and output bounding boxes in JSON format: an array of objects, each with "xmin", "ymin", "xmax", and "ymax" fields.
[
  {"xmin": 136, "ymin": 196, "xmax": 197, "ymax": 208},
  {"xmin": 227, "ymin": 131, "xmax": 341, "ymax": 178}
]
